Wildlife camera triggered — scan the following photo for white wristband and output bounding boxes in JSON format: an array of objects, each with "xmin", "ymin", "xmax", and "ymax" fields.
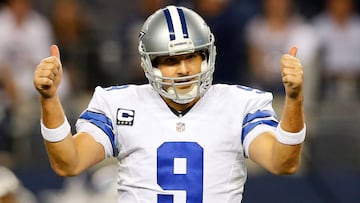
[
  {"xmin": 41, "ymin": 117, "xmax": 71, "ymax": 142},
  {"xmin": 275, "ymin": 124, "xmax": 306, "ymax": 145}
]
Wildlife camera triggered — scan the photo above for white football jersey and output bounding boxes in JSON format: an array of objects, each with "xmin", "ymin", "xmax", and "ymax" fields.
[{"xmin": 76, "ymin": 84, "xmax": 279, "ymax": 203}]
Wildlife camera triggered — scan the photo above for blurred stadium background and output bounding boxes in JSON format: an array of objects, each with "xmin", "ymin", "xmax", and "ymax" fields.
[{"xmin": 0, "ymin": 0, "xmax": 359, "ymax": 202}]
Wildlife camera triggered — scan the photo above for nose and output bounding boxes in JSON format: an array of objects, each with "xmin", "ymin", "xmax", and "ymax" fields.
[{"xmin": 177, "ymin": 60, "xmax": 190, "ymax": 76}]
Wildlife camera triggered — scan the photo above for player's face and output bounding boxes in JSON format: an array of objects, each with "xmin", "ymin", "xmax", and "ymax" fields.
[{"xmin": 156, "ymin": 51, "xmax": 203, "ymax": 90}]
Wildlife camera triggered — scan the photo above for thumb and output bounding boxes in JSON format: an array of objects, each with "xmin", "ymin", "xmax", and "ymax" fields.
[
  {"xmin": 50, "ymin": 45, "xmax": 60, "ymax": 59},
  {"xmin": 288, "ymin": 46, "xmax": 297, "ymax": 57}
]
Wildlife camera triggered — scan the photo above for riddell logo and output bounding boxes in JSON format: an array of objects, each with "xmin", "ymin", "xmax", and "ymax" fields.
[{"xmin": 116, "ymin": 108, "xmax": 135, "ymax": 126}]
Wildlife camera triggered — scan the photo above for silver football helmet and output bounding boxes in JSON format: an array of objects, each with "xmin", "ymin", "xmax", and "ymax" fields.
[{"xmin": 139, "ymin": 5, "xmax": 216, "ymax": 104}]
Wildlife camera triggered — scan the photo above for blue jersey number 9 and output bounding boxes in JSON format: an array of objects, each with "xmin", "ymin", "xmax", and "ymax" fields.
[{"xmin": 157, "ymin": 142, "xmax": 204, "ymax": 203}]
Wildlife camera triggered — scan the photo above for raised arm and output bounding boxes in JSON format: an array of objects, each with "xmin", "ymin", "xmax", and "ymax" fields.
[
  {"xmin": 278, "ymin": 46, "xmax": 305, "ymax": 132},
  {"xmin": 249, "ymin": 46, "xmax": 305, "ymax": 175},
  {"xmin": 33, "ymin": 45, "xmax": 105, "ymax": 176}
]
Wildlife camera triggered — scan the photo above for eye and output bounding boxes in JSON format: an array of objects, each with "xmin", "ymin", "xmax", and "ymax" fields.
[
  {"xmin": 159, "ymin": 57, "xmax": 179, "ymax": 66},
  {"xmin": 185, "ymin": 54, "xmax": 197, "ymax": 60}
]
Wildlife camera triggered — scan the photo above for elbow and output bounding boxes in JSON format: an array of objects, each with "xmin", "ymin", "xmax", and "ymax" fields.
[
  {"xmin": 274, "ymin": 164, "xmax": 299, "ymax": 175},
  {"xmin": 271, "ymin": 160, "xmax": 301, "ymax": 175},
  {"xmin": 50, "ymin": 163, "xmax": 82, "ymax": 177},
  {"xmin": 53, "ymin": 169, "xmax": 80, "ymax": 177}
]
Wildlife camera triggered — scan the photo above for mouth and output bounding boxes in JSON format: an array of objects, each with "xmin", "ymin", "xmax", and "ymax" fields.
[
  {"xmin": 174, "ymin": 78, "xmax": 197, "ymax": 90},
  {"xmin": 167, "ymin": 83, "xmax": 197, "ymax": 95},
  {"xmin": 160, "ymin": 74, "xmax": 200, "ymax": 93},
  {"xmin": 176, "ymin": 78, "xmax": 192, "ymax": 83}
]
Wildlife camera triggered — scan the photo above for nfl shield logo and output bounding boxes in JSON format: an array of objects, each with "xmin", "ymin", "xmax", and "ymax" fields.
[{"xmin": 176, "ymin": 122, "xmax": 185, "ymax": 132}]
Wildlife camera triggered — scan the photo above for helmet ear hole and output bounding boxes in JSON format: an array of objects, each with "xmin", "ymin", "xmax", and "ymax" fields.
[
  {"xmin": 151, "ymin": 56, "xmax": 158, "ymax": 68},
  {"xmin": 200, "ymin": 50, "xmax": 208, "ymax": 60}
]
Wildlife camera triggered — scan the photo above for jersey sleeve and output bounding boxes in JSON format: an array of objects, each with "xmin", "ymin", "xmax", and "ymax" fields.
[
  {"xmin": 240, "ymin": 88, "xmax": 279, "ymax": 158},
  {"xmin": 75, "ymin": 86, "xmax": 117, "ymax": 158}
]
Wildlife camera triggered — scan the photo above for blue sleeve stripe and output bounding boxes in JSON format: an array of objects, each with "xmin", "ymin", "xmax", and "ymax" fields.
[
  {"xmin": 80, "ymin": 111, "xmax": 113, "ymax": 129},
  {"xmin": 243, "ymin": 110, "xmax": 277, "ymax": 126},
  {"xmin": 79, "ymin": 111, "xmax": 117, "ymax": 156},
  {"xmin": 241, "ymin": 120, "xmax": 278, "ymax": 143}
]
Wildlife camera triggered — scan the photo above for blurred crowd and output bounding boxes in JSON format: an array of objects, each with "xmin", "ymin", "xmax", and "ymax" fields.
[{"xmin": 0, "ymin": 0, "xmax": 359, "ymax": 202}]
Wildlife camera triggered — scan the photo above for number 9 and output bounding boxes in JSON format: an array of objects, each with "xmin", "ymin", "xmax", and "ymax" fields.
[{"xmin": 157, "ymin": 142, "xmax": 204, "ymax": 203}]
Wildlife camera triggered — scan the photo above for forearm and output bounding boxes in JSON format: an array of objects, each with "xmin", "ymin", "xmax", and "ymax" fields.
[
  {"xmin": 272, "ymin": 95, "xmax": 305, "ymax": 174},
  {"xmin": 41, "ymin": 95, "xmax": 79, "ymax": 176},
  {"xmin": 280, "ymin": 96, "xmax": 305, "ymax": 132}
]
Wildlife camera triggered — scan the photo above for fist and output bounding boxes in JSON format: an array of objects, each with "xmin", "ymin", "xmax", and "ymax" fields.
[
  {"xmin": 33, "ymin": 45, "xmax": 62, "ymax": 98},
  {"xmin": 280, "ymin": 46, "xmax": 303, "ymax": 99}
]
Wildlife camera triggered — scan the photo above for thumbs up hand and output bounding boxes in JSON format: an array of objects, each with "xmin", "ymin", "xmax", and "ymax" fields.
[
  {"xmin": 280, "ymin": 46, "xmax": 304, "ymax": 99},
  {"xmin": 34, "ymin": 45, "xmax": 63, "ymax": 99}
]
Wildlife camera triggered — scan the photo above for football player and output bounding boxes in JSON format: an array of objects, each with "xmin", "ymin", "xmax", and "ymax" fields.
[{"xmin": 33, "ymin": 5, "xmax": 305, "ymax": 203}]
